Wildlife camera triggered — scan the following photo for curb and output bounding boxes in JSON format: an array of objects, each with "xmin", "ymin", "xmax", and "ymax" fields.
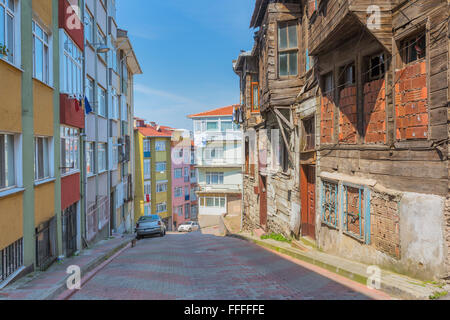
[
  {"xmin": 228, "ymin": 233, "xmax": 436, "ymax": 300},
  {"xmin": 44, "ymin": 238, "xmax": 132, "ymax": 300}
]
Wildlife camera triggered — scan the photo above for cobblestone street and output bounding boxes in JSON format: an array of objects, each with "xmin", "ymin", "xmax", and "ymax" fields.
[{"xmin": 68, "ymin": 232, "xmax": 389, "ymax": 300}]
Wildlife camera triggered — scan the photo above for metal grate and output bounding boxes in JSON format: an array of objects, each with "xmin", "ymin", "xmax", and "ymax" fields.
[
  {"xmin": 36, "ymin": 217, "xmax": 57, "ymax": 270},
  {"xmin": 343, "ymin": 184, "xmax": 366, "ymax": 241},
  {"xmin": 321, "ymin": 180, "xmax": 339, "ymax": 228},
  {"xmin": 1, "ymin": 238, "xmax": 23, "ymax": 283},
  {"xmin": 62, "ymin": 203, "xmax": 78, "ymax": 258}
]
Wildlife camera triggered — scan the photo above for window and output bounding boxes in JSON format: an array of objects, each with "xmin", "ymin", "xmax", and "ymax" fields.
[
  {"xmin": 174, "ymin": 168, "xmax": 182, "ymax": 179},
  {"xmin": 156, "ymin": 202, "xmax": 167, "ymax": 214},
  {"xmin": 143, "ymin": 139, "xmax": 151, "ymax": 153},
  {"xmin": 278, "ymin": 21, "xmax": 298, "ymax": 77},
  {"xmin": 368, "ymin": 53, "xmax": 385, "ymax": 80},
  {"xmin": 0, "ymin": 133, "xmax": 15, "ymax": 190},
  {"xmin": 190, "ymin": 189, "xmax": 197, "ymax": 201},
  {"xmin": 201, "ymin": 197, "xmax": 226, "ymax": 208},
  {"xmin": 190, "ymin": 170, "xmax": 196, "ymax": 179},
  {"xmin": 97, "ymin": 85, "xmax": 106, "ymax": 117},
  {"xmin": 280, "ymin": 133, "xmax": 290, "ymax": 173},
  {"xmin": 121, "ymin": 103, "xmax": 128, "ymax": 122},
  {"xmin": 339, "ymin": 63, "xmax": 355, "ymax": 88},
  {"xmin": 156, "ymin": 181, "xmax": 167, "ymax": 193},
  {"xmin": 98, "ymin": 143, "xmax": 106, "ymax": 172},
  {"xmin": 321, "ymin": 180, "xmax": 339, "ymax": 229},
  {"xmin": 302, "ymin": 117, "xmax": 315, "ymax": 152},
  {"xmin": 184, "ymin": 167, "xmax": 189, "ymax": 177},
  {"xmin": 191, "ymin": 205, "xmax": 198, "ymax": 218},
  {"xmin": 85, "ymin": 9, "xmax": 94, "ymax": 44},
  {"xmin": 174, "ymin": 187, "xmax": 182, "ymax": 197},
  {"xmin": 86, "ymin": 77, "xmax": 94, "ymax": 105},
  {"xmin": 96, "ymin": 25, "xmax": 106, "ymax": 62},
  {"xmin": 35, "ymin": 137, "xmax": 51, "ymax": 181},
  {"xmin": 144, "ymin": 159, "xmax": 151, "ymax": 179},
  {"xmin": 111, "ymin": 88, "xmax": 119, "ymax": 119},
  {"xmin": 32, "ymin": 21, "xmax": 50, "ymax": 84},
  {"xmin": 322, "ymin": 72, "xmax": 333, "ymax": 96},
  {"xmin": 62, "ymin": 32, "xmax": 82, "ymax": 96},
  {"xmin": 0, "ymin": 0, "xmax": 15, "ymax": 63},
  {"xmin": 86, "ymin": 142, "xmax": 94, "ymax": 175},
  {"xmin": 343, "ymin": 184, "xmax": 369, "ymax": 242},
  {"xmin": 401, "ymin": 32, "xmax": 426, "ymax": 64},
  {"xmin": 206, "ymin": 122, "xmax": 218, "ymax": 131},
  {"xmin": 221, "ymin": 121, "xmax": 233, "ymax": 132},
  {"xmin": 175, "ymin": 206, "xmax": 183, "ymax": 216},
  {"xmin": 185, "ymin": 186, "xmax": 189, "ymax": 199},
  {"xmin": 156, "ymin": 162, "xmax": 166, "ymax": 172},
  {"xmin": 60, "ymin": 126, "xmax": 79, "ymax": 175},
  {"xmin": 155, "ymin": 141, "xmax": 166, "ymax": 151},
  {"xmin": 144, "ymin": 181, "xmax": 151, "ymax": 196},
  {"xmin": 184, "ymin": 203, "xmax": 190, "ymax": 219},
  {"xmin": 205, "ymin": 147, "xmax": 223, "ymax": 160},
  {"xmin": 206, "ymin": 172, "xmax": 224, "ymax": 185},
  {"xmin": 112, "ymin": 138, "xmax": 118, "ymax": 170},
  {"xmin": 251, "ymin": 82, "xmax": 260, "ymax": 112},
  {"xmin": 194, "ymin": 121, "xmax": 202, "ymax": 132}
]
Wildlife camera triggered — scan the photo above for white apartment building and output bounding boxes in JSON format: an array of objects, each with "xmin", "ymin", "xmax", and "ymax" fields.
[{"xmin": 188, "ymin": 105, "xmax": 243, "ymax": 226}]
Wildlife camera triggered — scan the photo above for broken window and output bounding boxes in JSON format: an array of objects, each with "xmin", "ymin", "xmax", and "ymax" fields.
[
  {"xmin": 401, "ymin": 32, "xmax": 426, "ymax": 64},
  {"xmin": 280, "ymin": 131, "xmax": 290, "ymax": 173},
  {"xmin": 321, "ymin": 180, "xmax": 339, "ymax": 229},
  {"xmin": 368, "ymin": 53, "xmax": 385, "ymax": 80},
  {"xmin": 322, "ymin": 72, "xmax": 333, "ymax": 96},
  {"xmin": 302, "ymin": 116, "xmax": 315, "ymax": 151},
  {"xmin": 339, "ymin": 63, "xmax": 355, "ymax": 88},
  {"xmin": 278, "ymin": 21, "xmax": 298, "ymax": 77}
]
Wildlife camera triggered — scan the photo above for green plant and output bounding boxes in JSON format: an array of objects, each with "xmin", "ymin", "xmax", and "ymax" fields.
[
  {"xmin": 0, "ymin": 44, "xmax": 8, "ymax": 56},
  {"xmin": 261, "ymin": 232, "xmax": 291, "ymax": 243},
  {"xmin": 429, "ymin": 291, "xmax": 448, "ymax": 300}
]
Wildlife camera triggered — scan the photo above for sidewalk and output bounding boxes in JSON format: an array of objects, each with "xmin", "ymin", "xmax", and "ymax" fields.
[
  {"xmin": 229, "ymin": 231, "xmax": 450, "ymax": 300},
  {"xmin": 0, "ymin": 234, "xmax": 133, "ymax": 300}
]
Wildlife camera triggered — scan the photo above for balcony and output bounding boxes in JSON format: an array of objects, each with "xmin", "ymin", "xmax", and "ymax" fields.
[
  {"xmin": 309, "ymin": 0, "xmax": 393, "ymax": 55},
  {"xmin": 197, "ymin": 183, "xmax": 242, "ymax": 194}
]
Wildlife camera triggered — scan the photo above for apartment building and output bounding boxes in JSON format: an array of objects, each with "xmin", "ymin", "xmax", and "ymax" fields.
[
  {"xmin": 188, "ymin": 106, "xmax": 243, "ymax": 227},
  {"xmin": 0, "ymin": 0, "xmax": 140, "ymax": 287},
  {"xmin": 236, "ymin": 0, "xmax": 449, "ymax": 282},
  {"xmin": 134, "ymin": 120, "xmax": 173, "ymax": 228},
  {"xmin": 83, "ymin": 0, "xmax": 141, "ymax": 243},
  {"xmin": 171, "ymin": 129, "xmax": 197, "ymax": 230},
  {"xmin": 1, "ymin": 0, "xmax": 61, "ymax": 286}
]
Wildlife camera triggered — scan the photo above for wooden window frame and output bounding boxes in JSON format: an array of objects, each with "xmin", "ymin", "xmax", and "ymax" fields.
[
  {"xmin": 400, "ymin": 30, "xmax": 426, "ymax": 66},
  {"xmin": 250, "ymin": 82, "xmax": 260, "ymax": 113},
  {"xmin": 302, "ymin": 116, "xmax": 316, "ymax": 152},
  {"xmin": 367, "ymin": 52, "xmax": 386, "ymax": 81},
  {"xmin": 277, "ymin": 20, "xmax": 299, "ymax": 78}
]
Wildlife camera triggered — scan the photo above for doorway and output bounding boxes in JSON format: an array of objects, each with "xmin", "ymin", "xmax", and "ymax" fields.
[
  {"xmin": 259, "ymin": 175, "xmax": 267, "ymax": 230},
  {"xmin": 301, "ymin": 165, "xmax": 316, "ymax": 239}
]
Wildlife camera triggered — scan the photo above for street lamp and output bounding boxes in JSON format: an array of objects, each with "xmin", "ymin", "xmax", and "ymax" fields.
[{"xmin": 92, "ymin": 43, "xmax": 110, "ymax": 54}]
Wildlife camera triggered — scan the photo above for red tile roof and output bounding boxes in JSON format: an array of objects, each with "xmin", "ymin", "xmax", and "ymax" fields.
[
  {"xmin": 187, "ymin": 105, "xmax": 238, "ymax": 118},
  {"xmin": 137, "ymin": 124, "xmax": 173, "ymax": 138}
]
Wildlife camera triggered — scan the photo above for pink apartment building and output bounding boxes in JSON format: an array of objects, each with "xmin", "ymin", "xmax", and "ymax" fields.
[{"xmin": 171, "ymin": 130, "xmax": 195, "ymax": 230}]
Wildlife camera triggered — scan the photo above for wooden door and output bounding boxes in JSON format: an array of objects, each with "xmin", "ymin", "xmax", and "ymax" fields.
[
  {"xmin": 301, "ymin": 165, "xmax": 316, "ymax": 239},
  {"xmin": 259, "ymin": 175, "xmax": 267, "ymax": 230}
]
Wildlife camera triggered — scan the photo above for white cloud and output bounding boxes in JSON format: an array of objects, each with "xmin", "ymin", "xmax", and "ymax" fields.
[{"xmin": 134, "ymin": 83, "xmax": 201, "ymax": 105}]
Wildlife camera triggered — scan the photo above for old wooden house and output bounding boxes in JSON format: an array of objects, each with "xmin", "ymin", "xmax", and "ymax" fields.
[{"xmin": 235, "ymin": 0, "xmax": 450, "ymax": 282}]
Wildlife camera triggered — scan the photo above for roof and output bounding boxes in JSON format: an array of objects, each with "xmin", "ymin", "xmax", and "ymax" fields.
[
  {"xmin": 187, "ymin": 105, "xmax": 238, "ymax": 118},
  {"xmin": 250, "ymin": 0, "xmax": 269, "ymax": 28},
  {"xmin": 233, "ymin": 50, "xmax": 252, "ymax": 73},
  {"xmin": 136, "ymin": 124, "xmax": 173, "ymax": 138}
]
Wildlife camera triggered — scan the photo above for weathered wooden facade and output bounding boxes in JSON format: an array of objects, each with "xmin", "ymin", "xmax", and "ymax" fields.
[{"xmin": 235, "ymin": 0, "xmax": 450, "ymax": 281}]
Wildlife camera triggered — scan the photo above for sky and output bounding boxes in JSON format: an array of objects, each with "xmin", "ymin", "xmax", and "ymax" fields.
[{"xmin": 116, "ymin": 0, "xmax": 256, "ymax": 131}]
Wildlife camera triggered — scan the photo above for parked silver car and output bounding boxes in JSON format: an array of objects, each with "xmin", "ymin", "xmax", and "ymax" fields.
[
  {"xmin": 136, "ymin": 215, "xmax": 166, "ymax": 239},
  {"xmin": 178, "ymin": 221, "xmax": 200, "ymax": 232}
]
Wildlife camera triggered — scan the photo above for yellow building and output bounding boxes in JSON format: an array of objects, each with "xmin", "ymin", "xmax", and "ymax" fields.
[{"xmin": 134, "ymin": 119, "xmax": 173, "ymax": 227}]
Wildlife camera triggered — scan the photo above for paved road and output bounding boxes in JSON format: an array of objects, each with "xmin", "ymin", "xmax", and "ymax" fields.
[{"xmin": 69, "ymin": 232, "xmax": 388, "ymax": 300}]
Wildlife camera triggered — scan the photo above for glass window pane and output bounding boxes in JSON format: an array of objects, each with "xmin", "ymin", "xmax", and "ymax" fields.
[
  {"xmin": 207, "ymin": 122, "xmax": 218, "ymax": 131},
  {"xmin": 6, "ymin": 13, "xmax": 13, "ymax": 62},
  {"xmin": 35, "ymin": 38, "xmax": 43, "ymax": 81},
  {"xmin": 0, "ymin": 6, "xmax": 5, "ymax": 48},
  {"xmin": 5, "ymin": 134, "xmax": 14, "ymax": 187},
  {"xmin": 279, "ymin": 53, "xmax": 288, "ymax": 76},
  {"xmin": 288, "ymin": 24, "xmax": 297, "ymax": 48},
  {"xmin": 206, "ymin": 198, "xmax": 214, "ymax": 207},
  {"xmin": 289, "ymin": 52, "xmax": 298, "ymax": 76},
  {"xmin": 278, "ymin": 26, "xmax": 287, "ymax": 50},
  {"xmin": 221, "ymin": 121, "xmax": 232, "ymax": 132},
  {"xmin": 220, "ymin": 198, "xmax": 225, "ymax": 208}
]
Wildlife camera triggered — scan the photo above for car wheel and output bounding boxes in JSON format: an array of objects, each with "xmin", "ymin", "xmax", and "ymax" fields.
[{"xmin": 188, "ymin": 228, "xmax": 192, "ymax": 232}]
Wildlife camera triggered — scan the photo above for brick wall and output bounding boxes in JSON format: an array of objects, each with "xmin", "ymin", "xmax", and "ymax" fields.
[
  {"xmin": 339, "ymin": 86, "xmax": 357, "ymax": 144},
  {"xmin": 370, "ymin": 192, "xmax": 401, "ymax": 259},
  {"xmin": 395, "ymin": 61, "xmax": 428, "ymax": 140},
  {"xmin": 364, "ymin": 79, "xmax": 386, "ymax": 144},
  {"xmin": 321, "ymin": 94, "xmax": 334, "ymax": 144}
]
